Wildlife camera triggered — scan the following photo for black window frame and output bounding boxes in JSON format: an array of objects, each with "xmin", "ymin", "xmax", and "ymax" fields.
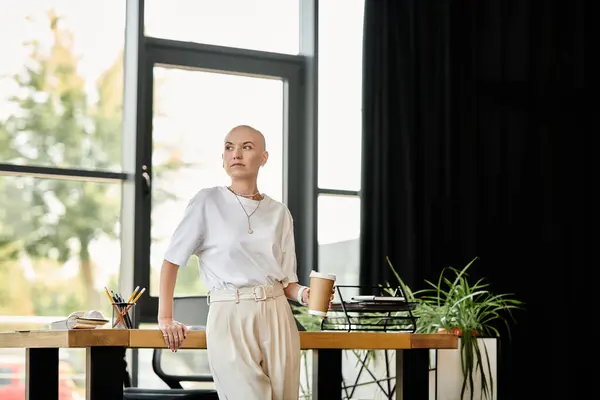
[{"xmin": 132, "ymin": 0, "xmax": 319, "ymax": 324}]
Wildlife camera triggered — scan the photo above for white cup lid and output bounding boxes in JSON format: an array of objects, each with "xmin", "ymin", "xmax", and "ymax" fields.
[{"xmin": 309, "ymin": 270, "xmax": 337, "ymax": 281}]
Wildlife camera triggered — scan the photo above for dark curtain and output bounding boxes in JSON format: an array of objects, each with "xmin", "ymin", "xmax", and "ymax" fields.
[
  {"xmin": 360, "ymin": 0, "xmax": 586, "ymax": 398},
  {"xmin": 360, "ymin": 0, "xmax": 453, "ymax": 291}
]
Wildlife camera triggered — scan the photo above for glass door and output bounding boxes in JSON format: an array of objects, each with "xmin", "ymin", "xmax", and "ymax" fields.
[
  {"xmin": 134, "ymin": 43, "xmax": 303, "ymax": 321},
  {"xmin": 149, "ymin": 66, "xmax": 286, "ymax": 297}
]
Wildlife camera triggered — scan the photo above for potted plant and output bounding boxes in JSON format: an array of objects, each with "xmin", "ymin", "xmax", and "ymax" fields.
[{"xmin": 386, "ymin": 256, "xmax": 524, "ymax": 400}]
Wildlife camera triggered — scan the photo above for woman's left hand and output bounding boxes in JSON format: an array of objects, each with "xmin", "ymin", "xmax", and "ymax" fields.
[{"xmin": 302, "ymin": 287, "xmax": 335, "ymax": 307}]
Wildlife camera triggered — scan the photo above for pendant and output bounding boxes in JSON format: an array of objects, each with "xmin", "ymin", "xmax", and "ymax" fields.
[{"xmin": 248, "ymin": 228, "xmax": 254, "ymax": 234}]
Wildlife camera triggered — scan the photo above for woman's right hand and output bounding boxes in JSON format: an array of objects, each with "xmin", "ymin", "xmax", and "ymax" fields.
[{"xmin": 158, "ymin": 318, "xmax": 189, "ymax": 352}]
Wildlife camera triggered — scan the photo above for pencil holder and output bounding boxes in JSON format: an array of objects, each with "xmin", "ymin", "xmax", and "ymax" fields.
[{"xmin": 112, "ymin": 302, "xmax": 136, "ymax": 329}]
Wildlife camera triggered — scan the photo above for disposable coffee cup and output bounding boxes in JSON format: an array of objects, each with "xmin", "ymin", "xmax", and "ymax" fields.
[{"xmin": 308, "ymin": 271, "xmax": 337, "ymax": 317}]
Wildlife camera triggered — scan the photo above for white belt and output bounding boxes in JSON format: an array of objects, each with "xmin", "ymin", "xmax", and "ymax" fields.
[{"xmin": 207, "ymin": 283, "xmax": 284, "ymax": 305}]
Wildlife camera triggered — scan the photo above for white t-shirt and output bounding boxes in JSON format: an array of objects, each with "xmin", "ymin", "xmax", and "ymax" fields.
[{"xmin": 164, "ymin": 185, "xmax": 299, "ymax": 291}]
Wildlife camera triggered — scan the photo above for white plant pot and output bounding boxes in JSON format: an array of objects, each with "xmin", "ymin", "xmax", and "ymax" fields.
[{"xmin": 429, "ymin": 337, "xmax": 498, "ymax": 400}]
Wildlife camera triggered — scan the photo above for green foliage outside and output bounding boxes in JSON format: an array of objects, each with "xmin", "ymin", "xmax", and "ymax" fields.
[{"xmin": 0, "ymin": 10, "xmax": 201, "ymax": 320}]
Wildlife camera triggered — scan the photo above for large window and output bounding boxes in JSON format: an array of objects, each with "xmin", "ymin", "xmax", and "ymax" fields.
[
  {"xmin": 317, "ymin": 195, "xmax": 361, "ymax": 287},
  {"xmin": 0, "ymin": 0, "xmax": 366, "ymax": 395},
  {"xmin": 0, "ymin": 0, "xmax": 126, "ymax": 172},
  {"xmin": 318, "ymin": 0, "xmax": 364, "ymax": 192},
  {"xmin": 135, "ymin": 1, "xmax": 306, "ymax": 390},
  {"xmin": 144, "ymin": 0, "xmax": 300, "ymax": 54},
  {"xmin": 148, "ymin": 66, "xmax": 286, "ymax": 297},
  {"xmin": 316, "ymin": 0, "xmax": 365, "ymax": 290},
  {"xmin": 0, "ymin": 1, "xmax": 127, "ymax": 397},
  {"xmin": 0, "ymin": 176, "xmax": 122, "ymax": 317}
]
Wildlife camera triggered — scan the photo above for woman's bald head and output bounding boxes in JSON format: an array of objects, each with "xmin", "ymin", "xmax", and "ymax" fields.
[
  {"xmin": 225, "ymin": 125, "xmax": 266, "ymax": 151},
  {"xmin": 222, "ymin": 125, "xmax": 269, "ymax": 179}
]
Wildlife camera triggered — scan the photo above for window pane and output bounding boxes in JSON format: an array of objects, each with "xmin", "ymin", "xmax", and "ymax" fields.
[
  {"xmin": 0, "ymin": 176, "xmax": 122, "ymax": 316},
  {"xmin": 0, "ymin": 1, "xmax": 125, "ymax": 171},
  {"xmin": 149, "ymin": 67, "xmax": 285, "ymax": 297},
  {"xmin": 318, "ymin": 0, "xmax": 365, "ymax": 191},
  {"xmin": 0, "ymin": 175, "xmax": 121, "ymax": 398},
  {"xmin": 145, "ymin": 0, "xmax": 300, "ymax": 55},
  {"xmin": 318, "ymin": 195, "xmax": 360, "ymax": 299}
]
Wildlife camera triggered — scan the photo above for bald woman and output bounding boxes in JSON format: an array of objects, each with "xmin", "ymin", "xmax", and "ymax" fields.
[{"xmin": 157, "ymin": 125, "xmax": 321, "ymax": 399}]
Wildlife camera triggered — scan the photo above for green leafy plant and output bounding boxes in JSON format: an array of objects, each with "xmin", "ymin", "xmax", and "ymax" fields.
[{"xmin": 386, "ymin": 256, "xmax": 524, "ymax": 400}]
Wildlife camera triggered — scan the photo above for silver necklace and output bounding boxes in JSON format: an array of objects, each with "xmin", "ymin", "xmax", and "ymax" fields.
[
  {"xmin": 228, "ymin": 187, "xmax": 262, "ymax": 234},
  {"xmin": 229, "ymin": 187, "xmax": 260, "ymax": 198}
]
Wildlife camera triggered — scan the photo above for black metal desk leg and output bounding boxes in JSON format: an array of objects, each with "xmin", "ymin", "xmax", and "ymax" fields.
[
  {"xmin": 26, "ymin": 348, "xmax": 59, "ymax": 400},
  {"xmin": 312, "ymin": 349, "xmax": 342, "ymax": 400},
  {"xmin": 86, "ymin": 346, "xmax": 126, "ymax": 400},
  {"xmin": 395, "ymin": 349, "xmax": 429, "ymax": 400}
]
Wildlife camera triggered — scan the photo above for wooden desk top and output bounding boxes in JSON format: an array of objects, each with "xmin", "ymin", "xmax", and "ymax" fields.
[{"xmin": 0, "ymin": 329, "xmax": 457, "ymax": 350}]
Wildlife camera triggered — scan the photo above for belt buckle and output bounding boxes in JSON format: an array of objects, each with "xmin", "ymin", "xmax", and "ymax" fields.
[{"xmin": 253, "ymin": 285, "xmax": 267, "ymax": 301}]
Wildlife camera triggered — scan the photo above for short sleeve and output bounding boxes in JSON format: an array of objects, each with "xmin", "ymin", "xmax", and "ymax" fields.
[
  {"xmin": 281, "ymin": 208, "xmax": 299, "ymax": 287},
  {"xmin": 164, "ymin": 193, "xmax": 204, "ymax": 267}
]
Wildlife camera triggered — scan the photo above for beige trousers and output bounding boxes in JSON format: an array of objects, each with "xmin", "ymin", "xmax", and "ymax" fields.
[{"xmin": 206, "ymin": 283, "xmax": 301, "ymax": 400}]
